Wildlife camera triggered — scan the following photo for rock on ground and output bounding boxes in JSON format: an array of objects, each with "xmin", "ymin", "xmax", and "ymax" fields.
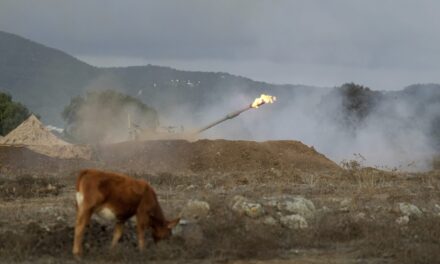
[
  {"xmin": 181, "ymin": 200, "xmax": 210, "ymax": 221},
  {"xmin": 269, "ymin": 196, "xmax": 316, "ymax": 219},
  {"xmin": 262, "ymin": 216, "xmax": 278, "ymax": 226},
  {"xmin": 398, "ymin": 202, "xmax": 422, "ymax": 217},
  {"xmin": 231, "ymin": 195, "xmax": 265, "ymax": 218},
  {"xmin": 396, "ymin": 215, "xmax": 410, "ymax": 225},
  {"xmin": 280, "ymin": 214, "xmax": 308, "ymax": 229}
]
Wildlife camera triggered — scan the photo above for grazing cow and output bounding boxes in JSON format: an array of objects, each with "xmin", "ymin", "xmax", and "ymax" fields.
[{"xmin": 72, "ymin": 169, "xmax": 180, "ymax": 258}]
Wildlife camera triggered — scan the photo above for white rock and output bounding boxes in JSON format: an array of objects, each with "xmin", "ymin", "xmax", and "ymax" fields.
[
  {"xmin": 186, "ymin": 185, "xmax": 196, "ymax": 191},
  {"xmin": 398, "ymin": 202, "xmax": 422, "ymax": 217},
  {"xmin": 232, "ymin": 195, "xmax": 247, "ymax": 204},
  {"xmin": 277, "ymin": 197, "xmax": 315, "ymax": 219},
  {"xmin": 172, "ymin": 223, "xmax": 183, "ymax": 236},
  {"xmin": 319, "ymin": 206, "xmax": 331, "ymax": 214},
  {"xmin": 339, "ymin": 198, "xmax": 352, "ymax": 212},
  {"xmin": 280, "ymin": 214, "xmax": 308, "ymax": 229},
  {"xmin": 434, "ymin": 204, "xmax": 440, "ymax": 213},
  {"xmin": 262, "ymin": 216, "xmax": 278, "ymax": 226},
  {"xmin": 353, "ymin": 212, "xmax": 366, "ymax": 222},
  {"xmin": 245, "ymin": 202, "xmax": 265, "ymax": 218},
  {"xmin": 231, "ymin": 196, "xmax": 265, "ymax": 218},
  {"xmin": 231, "ymin": 195, "xmax": 247, "ymax": 212},
  {"xmin": 181, "ymin": 200, "xmax": 210, "ymax": 221},
  {"xmin": 396, "ymin": 215, "xmax": 410, "ymax": 225},
  {"xmin": 265, "ymin": 199, "xmax": 278, "ymax": 207}
]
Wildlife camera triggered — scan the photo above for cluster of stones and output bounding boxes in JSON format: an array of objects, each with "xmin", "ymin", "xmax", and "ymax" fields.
[{"xmin": 230, "ymin": 195, "xmax": 316, "ymax": 230}]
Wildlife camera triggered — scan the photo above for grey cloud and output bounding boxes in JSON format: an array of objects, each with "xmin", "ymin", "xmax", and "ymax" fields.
[{"xmin": 1, "ymin": 0, "xmax": 440, "ymax": 89}]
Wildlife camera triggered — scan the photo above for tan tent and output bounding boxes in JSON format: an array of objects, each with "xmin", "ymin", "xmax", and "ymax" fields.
[{"xmin": 0, "ymin": 115, "xmax": 92, "ymax": 159}]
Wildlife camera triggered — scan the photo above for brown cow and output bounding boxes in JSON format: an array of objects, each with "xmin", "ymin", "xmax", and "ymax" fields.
[{"xmin": 72, "ymin": 169, "xmax": 180, "ymax": 258}]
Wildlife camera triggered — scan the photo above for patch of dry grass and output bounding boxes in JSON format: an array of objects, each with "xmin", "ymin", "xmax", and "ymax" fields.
[
  {"xmin": 0, "ymin": 175, "xmax": 64, "ymax": 201},
  {"xmin": 2, "ymin": 166, "xmax": 440, "ymax": 263}
]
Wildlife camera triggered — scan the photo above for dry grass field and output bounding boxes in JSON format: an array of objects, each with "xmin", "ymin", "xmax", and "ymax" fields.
[{"xmin": 0, "ymin": 140, "xmax": 439, "ymax": 263}]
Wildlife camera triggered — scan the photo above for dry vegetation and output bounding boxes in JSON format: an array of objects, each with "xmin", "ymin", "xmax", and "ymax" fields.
[{"xmin": 0, "ymin": 140, "xmax": 439, "ymax": 263}]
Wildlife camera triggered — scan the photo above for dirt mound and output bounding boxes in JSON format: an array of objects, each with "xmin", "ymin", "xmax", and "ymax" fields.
[
  {"xmin": 0, "ymin": 139, "xmax": 339, "ymax": 176},
  {"xmin": 98, "ymin": 139, "xmax": 340, "ymax": 174},
  {"xmin": 26, "ymin": 144, "xmax": 93, "ymax": 160},
  {"xmin": 0, "ymin": 115, "xmax": 67, "ymax": 145},
  {"xmin": 0, "ymin": 115, "xmax": 92, "ymax": 159},
  {"xmin": 0, "ymin": 146, "xmax": 94, "ymax": 176}
]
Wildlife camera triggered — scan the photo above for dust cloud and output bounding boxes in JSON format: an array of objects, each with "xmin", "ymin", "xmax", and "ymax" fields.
[
  {"xmin": 64, "ymin": 89, "xmax": 158, "ymax": 144},
  {"xmin": 75, "ymin": 76, "xmax": 439, "ymax": 171},
  {"xmin": 162, "ymin": 84, "xmax": 439, "ymax": 171}
]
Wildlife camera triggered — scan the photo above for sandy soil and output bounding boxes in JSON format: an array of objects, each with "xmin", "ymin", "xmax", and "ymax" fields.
[
  {"xmin": 0, "ymin": 115, "xmax": 92, "ymax": 159},
  {"xmin": 0, "ymin": 139, "xmax": 439, "ymax": 263}
]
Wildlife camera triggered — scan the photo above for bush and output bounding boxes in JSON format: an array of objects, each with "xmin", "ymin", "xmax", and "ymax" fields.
[
  {"xmin": 318, "ymin": 83, "xmax": 382, "ymax": 132},
  {"xmin": 0, "ymin": 92, "xmax": 31, "ymax": 136},
  {"xmin": 62, "ymin": 90, "xmax": 158, "ymax": 143}
]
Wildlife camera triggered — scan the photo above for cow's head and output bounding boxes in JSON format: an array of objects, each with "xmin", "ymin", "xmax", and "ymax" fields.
[{"xmin": 152, "ymin": 218, "xmax": 180, "ymax": 242}]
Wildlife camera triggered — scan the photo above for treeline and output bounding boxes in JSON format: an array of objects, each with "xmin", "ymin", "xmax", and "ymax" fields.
[
  {"xmin": 0, "ymin": 90, "xmax": 158, "ymax": 144},
  {"xmin": 0, "ymin": 92, "xmax": 31, "ymax": 136},
  {"xmin": 0, "ymin": 83, "xmax": 439, "ymax": 151},
  {"xmin": 319, "ymin": 83, "xmax": 440, "ymax": 151},
  {"xmin": 62, "ymin": 90, "xmax": 158, "ymax": 143}
]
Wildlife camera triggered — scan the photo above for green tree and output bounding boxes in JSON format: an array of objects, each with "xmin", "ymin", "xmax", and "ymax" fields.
[
  {"xmin": 62, "ymin": 89, "xmax": 159, "ymax": 143},
  {"xmin": 338, "ymin": 83, "xmax": 382, "ymax": 122},
  {"xmin": 0, "ymin": 92, "xmax": 31, "ymax": 136},
  {"xmin": 319, "ymin": 83, "xmax": 383, "ymax": 133}
]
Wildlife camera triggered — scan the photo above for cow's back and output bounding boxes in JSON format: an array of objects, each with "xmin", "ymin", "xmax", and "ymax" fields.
[
  {"xmin": 76, "ymin": 169, "xmax": 149, "ymax": 219},
  {"xmin": 76, "ymin": 169, "xmax": 130, "ymax": 191}
]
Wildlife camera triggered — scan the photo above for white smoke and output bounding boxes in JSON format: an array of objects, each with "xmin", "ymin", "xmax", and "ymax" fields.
[{"xmin": 169, "ymin": 85, "xmax": 438, "ymax": 171}]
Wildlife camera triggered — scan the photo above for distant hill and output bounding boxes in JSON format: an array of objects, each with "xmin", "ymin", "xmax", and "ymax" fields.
[
  {"xmin": 0, "ymin": 30, "xmax": 311, "ymax": 126},
  {"xmin": 1, "ymin": 31, "xmax": 439, "ymax": 168},
  {"xmin": 0, "ymin": 31, "xmax": 97, "ymax": 124}
]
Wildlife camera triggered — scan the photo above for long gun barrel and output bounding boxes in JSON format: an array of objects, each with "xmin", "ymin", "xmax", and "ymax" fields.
[
  {"xmin": 196, "ymin": 105, "xmax": 252, "ymax": 134},
  {"xmin": 195, "ymin": 94, "xmax": 276, "ymax": 134}
]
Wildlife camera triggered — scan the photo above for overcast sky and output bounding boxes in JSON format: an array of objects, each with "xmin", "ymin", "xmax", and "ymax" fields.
[{"xmin": 1, "ymin": 0, "xmax": 440, "ymax": 90}]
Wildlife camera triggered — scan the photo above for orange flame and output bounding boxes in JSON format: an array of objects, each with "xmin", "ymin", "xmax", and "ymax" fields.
[{"xmin": 251, "ymin": 94, "xmax": 277, "ymax": 108}]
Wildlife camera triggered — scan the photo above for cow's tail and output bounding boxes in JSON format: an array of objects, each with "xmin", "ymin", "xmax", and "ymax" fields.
[
  {"xmin": 75, "ymin": 169, "xmax": 90, "ymax": 210},
  {"xmin": 76, "ymin": 169, "xmax": 90, "ymax": 192}
]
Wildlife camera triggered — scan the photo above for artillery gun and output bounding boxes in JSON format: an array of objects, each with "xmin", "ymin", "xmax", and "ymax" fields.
[{"xmin": 129, "ymin": 94, "xmax": 276, "ymax": 140}]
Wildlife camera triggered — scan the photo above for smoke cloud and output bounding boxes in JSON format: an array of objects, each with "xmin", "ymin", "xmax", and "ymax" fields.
[
  {"xmin": 70, "ymin": 72, "xmax": 439, "ymax": 172},
  {"xmin": 64, "ymin": 89, "xmax": 158, "ymax": 144},
  {"xmin": 163, "ymin": 84, "xmax": 439, "ymax": 171}
]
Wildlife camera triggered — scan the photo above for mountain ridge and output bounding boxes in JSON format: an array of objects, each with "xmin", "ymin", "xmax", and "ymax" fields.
[
  {"xmin": 0, "ymin": 30, "xmax": 313, "ymax": 126},
  {"xmin": 0, "ymin": 30, "xmax": 438, "ymax": 129}
]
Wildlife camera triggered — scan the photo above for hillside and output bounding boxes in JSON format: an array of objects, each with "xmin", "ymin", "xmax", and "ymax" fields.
[
  {"xmin": 1, "ymin": 140, "xmax": 439, "ymax": 263},
  {"xmin": 1, "ymin": 31, "xmax": 439, "ymax": 169},
  {"xmin": 97, "ymin": 139, "xmax": 341, "ymax": 174},
  {"xmin": 0, "ymin": 31, "xmax": 98, "ymax": 124},
  {"xmin": 0, "ymin": 31, "xmax": 310, "ymax": 126}
]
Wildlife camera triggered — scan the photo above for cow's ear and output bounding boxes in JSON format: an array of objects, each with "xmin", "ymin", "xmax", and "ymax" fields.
[{"xmin": 167, "ymin": 218, "xmax": 180, "ymax": 229}]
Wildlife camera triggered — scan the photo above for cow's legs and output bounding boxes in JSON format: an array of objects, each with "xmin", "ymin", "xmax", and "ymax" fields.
[
  {"xmin": 111, "ymin": 222, "xmax": 125, "ymax": 248},
  {"xmin": 136, "ymin": 215, "xmax": 150, "ymax": 251},
  {"xmin": 72, "ymin": 206, "xmax": 93, "ymax": 258}
]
